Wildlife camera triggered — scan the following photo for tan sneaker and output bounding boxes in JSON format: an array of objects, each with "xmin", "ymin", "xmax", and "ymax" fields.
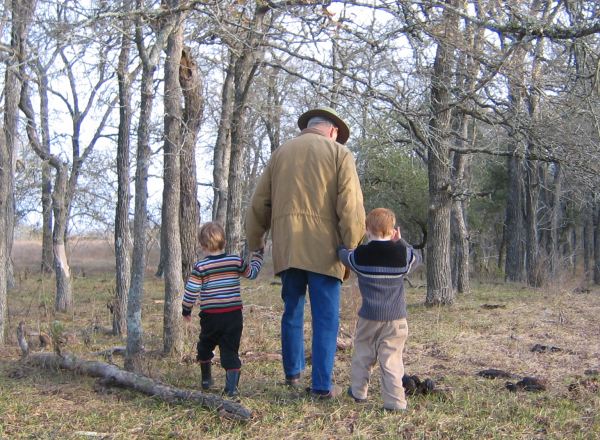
[{"xmin": 347, "ymin": 386, "xmax": 367, "ymax": 403}]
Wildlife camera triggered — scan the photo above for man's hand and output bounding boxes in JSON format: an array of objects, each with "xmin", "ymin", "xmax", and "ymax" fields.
[{"xmin": 183, "ymin": 314, "xmax": 192, "ymax": 323}]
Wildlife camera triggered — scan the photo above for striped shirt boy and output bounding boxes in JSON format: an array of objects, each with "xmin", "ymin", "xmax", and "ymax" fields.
[{"xmin": 182, "ymin": 251, "xmax": 263, "ymax": 316}]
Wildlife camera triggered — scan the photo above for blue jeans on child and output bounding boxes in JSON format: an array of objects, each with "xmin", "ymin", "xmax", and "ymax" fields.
[{"xmin": 280, "ymin": 268, "xmax": 341, "ymax": 393}]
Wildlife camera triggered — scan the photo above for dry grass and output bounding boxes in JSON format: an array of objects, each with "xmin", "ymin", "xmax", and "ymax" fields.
[{"xmin": 1, "ymin": 242, "xmax": 600, "ymax": 439}]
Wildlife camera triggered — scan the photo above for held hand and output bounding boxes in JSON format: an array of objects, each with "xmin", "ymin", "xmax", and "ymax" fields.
[{"xmin": 391, "ymin": 226, "xmax": 402, "ymax": 242}]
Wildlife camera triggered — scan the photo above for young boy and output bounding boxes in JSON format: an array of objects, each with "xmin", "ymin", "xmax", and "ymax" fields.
[
  {"xmin": 338, "ymin": 208, "xmax": 421, "ymax": 411},
  {"xmin": 182, "ymin": 222, "xmax": 263, "ymax": 397}
]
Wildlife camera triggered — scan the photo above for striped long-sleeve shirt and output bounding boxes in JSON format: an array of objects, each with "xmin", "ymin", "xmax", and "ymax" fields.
[
  {"xmin": 182, "ymin": 251, "xmax": 263, "ymax": 316},
  {"xmin": 338, "ymin": 239, "xmax": 421, "ymax": 321}
]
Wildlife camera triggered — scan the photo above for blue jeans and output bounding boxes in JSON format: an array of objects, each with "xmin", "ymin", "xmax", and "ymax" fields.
[{"xmin": 280, "ymin": 268, "xmax": 341, "ymax": 392}]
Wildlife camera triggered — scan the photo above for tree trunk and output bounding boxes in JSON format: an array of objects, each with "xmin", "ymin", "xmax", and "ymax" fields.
[
  {"xmin": 498, "ymin": 223, "xmax": 506, "ymax": 270},
  {"xmin": 264, "ymin": 67, "xmax": 282, "ymax": 152},
  {"xmin": 126, "ymin": 0, "xmax": 173, "ymax": 370},
  {"xmin": 524, "ymin": 31, "xmax": 546, "ymax": 288},
  {"xmin": 0, "ymin": 128, "xmax": 8, "ymax": 344},
  {"xmin": 503, "ymin": 40, "xmax": 528, "ymax": 283},
  {"xmin": 450, "ymin": 116, "xmax": 472, "ymax": 294},
  {"xmin": 155, "ymin": 227, "xmax": 165, "ymax": 278},
  {"xmin": 594, "ymin": 204, "xmax": 600, "ymax": 285},
  {"xmin": 425, "ymin": 0, "xmax": 458, "ymax": 306},
  {"xmin": 225, "ymin": 5, "xmax": 268, "ymax": 254},
  {"xmin": 547, "ymin": 164, "xmax": 561, "ymax": 277},
  {"xmin": 583, "ymin": 208, "xmax": 593, "ymax": 282},
  {"xmin": 126, "ymin": 57, "xmax": 153, "ymax": 370},
  {"xmin": 37, "ymin": 62, "xmax": 54, "ymax": 273},
  {"xmin": 179, "ymin": 47, "xmax": 203, "ymax": 282},
  {"xmin": 212, "ymin": 53, "xmax": 235, "ymax": 225},
  {"xmin": 113, "ymin": 4, "xmax": 133, "ymax": 337},
  {"xmin": 52, "ymin": 165, "xmax": 73, "ymax": 312},
  {"xmin": 524, "ymin": 160, "xmax": 542, "ymax": 287},
  {"xmin": 504, "ymin": 154, "xmax": 526, "ymax": 282},
  {"xmin": 1, "ymin": 0, "xmax": 25, "ymax": 343},
  {"xmin": 450, "ymin": 129, "xmax": 470, "ymax": 294},
  {"xmin": 162, "ymin": 12, "xmax": 185, "ymax": 355}
]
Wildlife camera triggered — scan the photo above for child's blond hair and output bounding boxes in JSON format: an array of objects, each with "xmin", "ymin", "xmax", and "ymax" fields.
[
  {"xmin": 366, "ymin": 208, "xmax": 396, "ymax": 237},
  {"xmin": 199, "ymin": 222, "xmax": 226, "ymax": 252}
]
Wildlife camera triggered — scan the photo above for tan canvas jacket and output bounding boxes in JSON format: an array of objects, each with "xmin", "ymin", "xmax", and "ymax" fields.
[{"xmin": 246, "ymin": 129, "xmax": 366, "ymax": 281}]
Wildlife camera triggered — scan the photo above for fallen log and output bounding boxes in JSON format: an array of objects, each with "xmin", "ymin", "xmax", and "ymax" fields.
[{"xmin": 16, "ymin": 322, "xmax": 251, "ymax": 421}]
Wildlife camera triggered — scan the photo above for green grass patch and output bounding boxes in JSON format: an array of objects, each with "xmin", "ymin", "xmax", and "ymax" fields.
[{"xmin": 1, "ymin": 268, "xmax": 599, "ymax": 439}]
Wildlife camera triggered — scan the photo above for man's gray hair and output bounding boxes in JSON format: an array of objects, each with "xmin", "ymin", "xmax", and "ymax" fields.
[{"xmin": 307, "ymin": 116, "xmax": 336, "ymax": 128}]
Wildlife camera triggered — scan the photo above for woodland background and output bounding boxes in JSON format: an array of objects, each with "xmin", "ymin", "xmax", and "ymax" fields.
[{"xmin": 0, "ymin": 1, "xmax": 599, "ymax": 437}]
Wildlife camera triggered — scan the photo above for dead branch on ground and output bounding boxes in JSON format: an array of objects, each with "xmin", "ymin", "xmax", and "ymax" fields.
[{"xmin": 16, "ymin": 322, "xmax": 251, "ymax": 421}]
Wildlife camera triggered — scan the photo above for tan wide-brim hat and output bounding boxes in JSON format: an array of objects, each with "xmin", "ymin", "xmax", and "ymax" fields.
[{"xmin": 297, "ymin": 106, "xmax": 350, "ymax": 144}]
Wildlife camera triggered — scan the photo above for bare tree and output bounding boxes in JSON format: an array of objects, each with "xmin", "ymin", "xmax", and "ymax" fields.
[
  {"xmin": 113, "ymin": 0, "xmax": 134, "ymax": 337},
  {"xmin": 212, "ymin": 53, "xmax": 234, "ymax": 225},
  {"xmin": 161, "ymin": 2, "xmax": 185, "ymax": 355},
  {"xmin": 179, "ymin": 46, "xmax": 203, "ymax": 282},
  {"xmin": 1, "ymin": 0, "xmax": 35, "ymax": 343},
  {"xmin": 424, "ymin": 0, "xmax": 460, "ymax": 305},
  {"xmin": 35, "ymin": 58, "xmax": 55, "ymax": 274},
  {"xmin": 126, "ymin": 0, "xmax": 175, "ymax": 371},
  {"xmin": 224, "ymin": 3, "xmax": 271, "ymax": 254},
  {"xmin": 595, "ymin": 203, "xmax": 600, "ymax": 285}
]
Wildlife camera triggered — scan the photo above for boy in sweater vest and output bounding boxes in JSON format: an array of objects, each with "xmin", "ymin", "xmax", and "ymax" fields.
[
  {"xmin": 338, "ymin": 208, "xmax": 421, "ymax": 411},
  {"xmin": 182, "ymin": 222, "xmax": 263, "ymax": 397}
]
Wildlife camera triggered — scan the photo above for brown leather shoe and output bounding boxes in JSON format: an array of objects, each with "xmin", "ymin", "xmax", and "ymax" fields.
[
  {"xmin": 285, "ymin": 373, "xmax": 301, "ymax": 387},
  {"xmin": 308, "ymin": 384, "xmax": 342, "ymax": 400}
]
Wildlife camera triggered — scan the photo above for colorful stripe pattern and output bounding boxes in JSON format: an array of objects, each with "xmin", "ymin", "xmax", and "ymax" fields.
[{"xmin": 182, "ymin": 251, "xmax": 263, "ymax": 315}]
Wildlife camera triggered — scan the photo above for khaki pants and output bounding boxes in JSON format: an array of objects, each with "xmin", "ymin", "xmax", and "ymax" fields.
[{"xmin": 350, "ymin": 317, "xmax": 408, "ymax": 410}]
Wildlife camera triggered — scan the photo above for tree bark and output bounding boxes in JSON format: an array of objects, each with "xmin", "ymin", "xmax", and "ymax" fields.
[
  {"xmin": 264, "ymin": 67, "xmax": 282, "ymax": 152},
  {"xmin": 52, "ymin": 164, "xmax": 73, "ymax": 312},
  {"xmin": 127, "ymin": 0, "xmax": 174, "ymax": 371},
  {"xmin": 450, "ymin": 150, "xmax": 470, "ymax": 294},
  {"xmin": 0, "ymin": 128, "xmax": 8, "ymax": 344},
  {"xmin": 225, "ymin": 5, "xmax": 269, "ymax": 254},
  {"xmin": 425, "ymin": 0, "xmax": 458, "ymax": 306},
  {"xmin": 504, "ymin": 153, "xmax": 526, "ymax": 282},
  {"xmin": 594, "ymin": 204, "xmax": 600, "ymax": 285},
  {"xmin": 36, "ymin": 61, "xmax": 54, "ymax": 274},
  {"xmin": 179, "ymin": 46, "xmax": 203, "ymax": 282},
  {"xmin": 1, "ymin": 0, "xmax": 28, "ymax": 343},
  {"xmin": 547, "ymin": 164, "xmax": 561, "ymax": 277},
  {"xmin": 524, "ymin": 30, "xmax": 546, "ymax": 288},
  {"xmin": 583, "ymin": 208, "xmax": 593, "ymax": 282},
  {"xmin": 212, "ymin": 53, "xmax": 235, "ymax": 225},
  {"xmin": 504, "ymin": 42, "xmax": 527, "ymax": 283},
  {"xmin": 114, "ymin": 1, "xmax": 133, "ymax": 337},
  {"xmin": 162, "ymin": 9, "xmax": 185, "ymax": 355}
]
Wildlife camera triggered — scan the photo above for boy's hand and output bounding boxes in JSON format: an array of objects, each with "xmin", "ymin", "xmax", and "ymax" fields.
[
  {"xmin": 391, "ymin": 226, "xmax": 402, "ymax": 242},
  {"xmin": 183, "ymin": 314, "xmax": 192, "ymax": 323}
]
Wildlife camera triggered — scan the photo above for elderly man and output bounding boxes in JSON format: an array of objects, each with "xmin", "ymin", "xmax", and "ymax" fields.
[{"xmin": 246, "ymin": 107, "xmax": 365, "ymax": 398}]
